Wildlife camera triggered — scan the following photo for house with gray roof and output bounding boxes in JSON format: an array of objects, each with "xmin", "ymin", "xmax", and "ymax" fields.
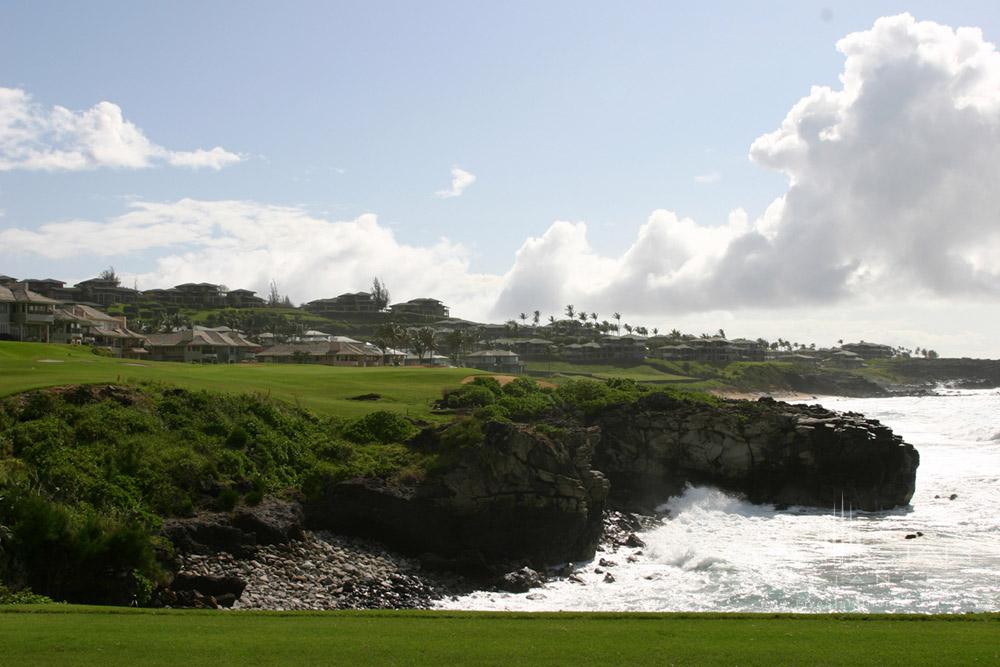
[
  {"xmin": 145, "ymin": 329, "xmax": 260, "ymax": 363},
  {"xmin": 0, "ymin": 283, "xmax": 59, "ymax": 342}
]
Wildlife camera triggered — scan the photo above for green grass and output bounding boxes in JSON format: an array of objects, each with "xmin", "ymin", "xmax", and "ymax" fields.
[
  {"xmin": 528, "ymin": 360, "xmax": 694, "ymax": 383},
  {"xmin": 0, "ymin": 342, "xmax": 486, "ymax": 419},
  {"xmin": 0, "ymin": 607, "xmax": 996, "ymax": 666}
]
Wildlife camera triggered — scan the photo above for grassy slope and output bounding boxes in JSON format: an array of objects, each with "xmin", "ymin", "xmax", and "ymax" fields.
[
  {"xmin": 0, "ymin": 342, "xmax": 485, "ymax": 419},
  {"xmin": 1, "ymin": 607, "xmax": 997, "ymax": 666}
]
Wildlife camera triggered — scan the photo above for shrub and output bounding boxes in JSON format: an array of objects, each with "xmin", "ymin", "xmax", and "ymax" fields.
[
  {"xmin": 341, "ymin": 411, "xmax": 418, "ymax": 444},
  {"xmin": 440, "ymin": 384, "xmax": 496, "ymax": 409},
  {"xmin": 0, "ymin": 584, "xmax": 53, "ymax": 605}
]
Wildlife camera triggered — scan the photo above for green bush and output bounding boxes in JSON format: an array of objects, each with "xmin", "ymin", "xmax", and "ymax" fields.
[
  {"xmin": 341, "ymin": 410, "xmax": 418, "ymax": 444},
  {"xmin": 0, "ymin": 584, "xmax": 54, "ymax": 605},
  {"xmin": 440, "ymin": 384, "xmax": 496, "ymax": 409}
]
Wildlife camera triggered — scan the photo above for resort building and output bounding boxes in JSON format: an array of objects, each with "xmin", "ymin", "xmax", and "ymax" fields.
[
  {"xmin": 462, "ymin": 349, "xmax": 524, "ymax": 374},
  {"xmin": 256, "ymin": 340, "xmax": 383, "ymax": 366},
  {"xmin": 388, "ymin": 298, "xmax": 449, "ymax": 318},
  {"xmin": 144, "ymin": 329, "xmax": 260, "ymax": 363},
  {"xmin": 841, "ymin": 342, "xmax": 895, "ymax": 360},
  {"xmin": 52, "ymin": 304, "xmax": 147, "ymax": 357},
  {"xmin": 304, "ymin": 292, "xmax": 380, "ymax": 315},
  {"xmin": 0, "ymin": 283, "xmax": 58, "ymax": 342}
]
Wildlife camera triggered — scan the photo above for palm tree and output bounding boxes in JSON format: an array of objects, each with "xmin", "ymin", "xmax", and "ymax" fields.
[
  {"xmin": 578, "ymin": 312, "xmax": 588, "ymax": 326},
  {"xmin": 519, "ymin": 312, "xmax": 528, "ymax": 328},
  {"xmin": 624, "ymin": 323, "xmax": 634, "ymax": 335},
  {"xmin": 532, "ymin": 310, "xmax": 541, "ymax": 327},
  {"xmin": 548, "ymin": 315, "xmax": 556, "ymax": 325},
  {"xmin": 613, "ymin": 312, "xmax": 622, "ymax": 334},
  {"xmin": 565, "ymin": 304, "xmax": 575, "ymax": 320},
  {"xmin": 591, "ymin": 313, "xmax": 598, "ymax": 326},
  {"xmin": 652, "ymin": 327, "xmax": 659, "ymax": 335}
]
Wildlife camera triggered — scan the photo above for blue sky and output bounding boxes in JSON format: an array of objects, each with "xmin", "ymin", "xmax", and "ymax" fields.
[{"xmin": 3, "ymin": 3, "xmax": 1000, "ymax": 354}]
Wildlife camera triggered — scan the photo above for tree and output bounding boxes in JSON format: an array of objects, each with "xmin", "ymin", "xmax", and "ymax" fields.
[
  {"xmin": 613, "ymin": 312, "xmax": 622, "ymax": 334},
  {"xmin": 98, "ymin": 266, "xmax": 120, "ymax": 286},
  {"xmin": 267, "ymin": 280, "xmax": 282, "ymax": 307},
  {"xmin": 371, "ymin": 276, "xmax": 390, "ymax": 311},
  {"xmin": 548, "ymin": 315, "xmax": 556, "ymax": 325},
  {"xmin": 652, "ymin": 327, "xmax": 659, "ymax": 335},
  {"xmin": 565, "ymin": 304, "xmax": 575, "ymax": 320},
  {"xmin": 375, "ymin": 323, "xmax": 408, "ymax": 355},
  {"xmin": 927, "ymin": 349, "xmax": 939, "ymax": 359},
  {"xmin": 412, "ymin": 327, "xmax": 437, "ymax": 362},
  {"xmin": 444, "ymin": 329, "xmax": 466, "ymax": 364},
  {"xmin": 718, "ymin": 328, "xmax": 726, "ymax": 339},
  {"xmin": 519, "ymin": 312, "xmax": 528, "ymax": 328},
  {"xmin": 532, "ymin": 310, "xmax": 541, "ymax": 327}
]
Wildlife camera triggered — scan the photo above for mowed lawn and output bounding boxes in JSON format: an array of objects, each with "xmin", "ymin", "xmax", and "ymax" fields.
[
  {"xmin": 0, "ymin": 342, "xmax": 486, "ymax": 419},
  {"xmin": 1, "ymin": 607, "xmax": 997, "ymax": 666},
  {"xmin": 528, "ymin": 360, "xmax": 694, "ymax": 383}
]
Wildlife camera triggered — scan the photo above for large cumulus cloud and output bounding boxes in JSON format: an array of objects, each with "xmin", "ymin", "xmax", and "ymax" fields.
[{"xmin": 494, "ymin": 13, "xmax": 1000, "ymax": 315}]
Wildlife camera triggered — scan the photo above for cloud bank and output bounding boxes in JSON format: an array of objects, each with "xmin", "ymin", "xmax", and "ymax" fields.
[
  {"xmin": 434, "ymin": 166, "xmax": 476, "ymax": 198},
  {"xmin": 0, "ymin": 87, "xmax": 242, "ymax": 171},
  {"xmin": 0, "ymin": 199, "xmax": 501, "ymax": 316}
]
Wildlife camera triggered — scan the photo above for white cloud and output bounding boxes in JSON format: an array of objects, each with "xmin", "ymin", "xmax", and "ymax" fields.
[
  {"xmin": 0, "ymin": 199, "xmax": 501, "ymax": 316},
  {"xmin": 434, "ymin": 166, "xmax": 476, "ymax": 198},
  {"xmin": 0, "ymin": 87, "xmax": 242, "ymax": 171},
  {"xmin": 492, "ymin": 13, "xmax": 1000, "ymax": 314},
  {"xmin": 694, "ymin": 171, "xmax": 721, "ymax": 184}
]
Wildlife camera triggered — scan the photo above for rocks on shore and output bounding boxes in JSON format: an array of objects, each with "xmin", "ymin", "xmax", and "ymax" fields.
[{"xmin": 170, "ymin": 530, "xmax": 474, "ymax": 611}]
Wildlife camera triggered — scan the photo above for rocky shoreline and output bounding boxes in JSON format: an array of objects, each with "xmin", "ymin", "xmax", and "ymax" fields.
[
  {"xmin": 162, "ymin": 510, "xmax": 658, "ymax": 611},
  {"xmin": 166, "ymin": 530, "xmax": 476, "ymax": 610}
]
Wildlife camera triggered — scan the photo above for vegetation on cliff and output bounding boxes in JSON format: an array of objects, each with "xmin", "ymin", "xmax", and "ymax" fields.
[{"xmin": 0, "ymin": 384, "xmax": 443, "ymax": 602}]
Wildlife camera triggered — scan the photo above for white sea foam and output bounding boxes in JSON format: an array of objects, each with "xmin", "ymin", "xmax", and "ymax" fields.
[{"xmin": 439, "ymin": 389, "xmax": 1000, "ymax": 612}]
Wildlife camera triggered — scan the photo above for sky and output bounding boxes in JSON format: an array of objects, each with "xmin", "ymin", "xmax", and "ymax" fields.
[{"xmin": 2, "ymin": 1, "xmax": 1000, "ymax": 356}]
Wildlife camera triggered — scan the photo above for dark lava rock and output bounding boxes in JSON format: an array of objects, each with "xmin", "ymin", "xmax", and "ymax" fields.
[
  {"xmin": 304, "ymin": 422, "xmax": 609, "ymax": 571},
  {"xmin": 232, "ymin": 498, "xmax": 305, "ymax": 545},
  {"xmin": 594, "ymin": 394, "xmax": 919, "ymax": 512},
  {"xmin": 499, "ymin": 567, "xmax": 545, "ymax": 593},
  {"xmin": 171, "ymin": 573, "xmax": 247, "ymax": 602}
]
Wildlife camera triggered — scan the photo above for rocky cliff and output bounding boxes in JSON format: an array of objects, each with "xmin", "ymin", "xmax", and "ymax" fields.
[
  {"xmin": 593, "ymin": 394, "xmax": 919, "ymax": 513},
  {"xmin": 303, "ymin": 421, "xmax": 609, "ymax": 572}
]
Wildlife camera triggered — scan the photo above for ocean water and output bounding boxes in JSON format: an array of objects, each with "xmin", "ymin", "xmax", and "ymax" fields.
[{"xmin": 440, "ymin": 389, "xmax": 1000, "ymax": 612}]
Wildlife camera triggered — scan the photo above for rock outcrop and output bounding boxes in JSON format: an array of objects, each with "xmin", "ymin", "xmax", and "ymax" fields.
[
  {"xmin": 163, "ymin": 498, "xmax": 304, "ymax": 557},
  {"xmin": 303, "ymin": 421, "xmax": 609, "ymax": 571},
  {"xmin": 593, "ymin": 394, "xmax": 919, "ymax": 513}
]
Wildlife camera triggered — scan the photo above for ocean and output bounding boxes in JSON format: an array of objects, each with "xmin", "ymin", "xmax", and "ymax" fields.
[{"xmin": 441, "ymin": 389, "xmax": 1000, "ymax": 612}]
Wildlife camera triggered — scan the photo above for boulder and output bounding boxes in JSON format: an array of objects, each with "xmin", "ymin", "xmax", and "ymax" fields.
[
  {"xmin": 499, "ymin": 567, "xmax": 545, "ymax": 593},
  {"xmin": 232, "ymin": 498, "xmax": 305, "ymax": 545},
  {"xmin": 170, "ymin": 573, "xmax": 246, "ymax": 607}
]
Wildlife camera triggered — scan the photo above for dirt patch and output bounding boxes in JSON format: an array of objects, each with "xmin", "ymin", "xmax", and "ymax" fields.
[
  {"xmin": 36, "ymin": 359, "xmax": 65, "ymax": 363},
  {"xmin": 461, "ymin": 374, "xmax": 556, "ymax": 389}
]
